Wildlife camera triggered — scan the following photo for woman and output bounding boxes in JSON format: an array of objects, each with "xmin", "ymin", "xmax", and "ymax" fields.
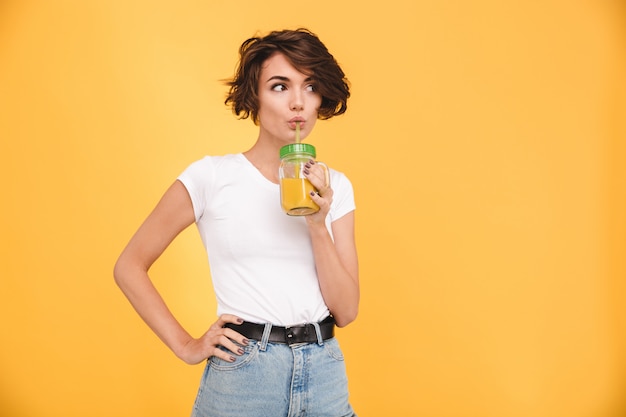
[{"xmin": 114, "ymin": 28, "xmax": 359, "ymax": 417}]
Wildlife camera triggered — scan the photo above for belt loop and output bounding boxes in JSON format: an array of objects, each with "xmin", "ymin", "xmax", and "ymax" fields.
[
  {"xmin": 259, "ymin": 323, "xmax": 272, "ymax": 351},
  {"xmin": 311, "ymin": 321, "xmax": 324, "ymax": 346}
]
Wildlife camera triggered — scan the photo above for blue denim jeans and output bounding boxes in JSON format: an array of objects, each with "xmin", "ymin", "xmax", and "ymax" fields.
[{"xmin": 190, "ymin": 323, "xmax": 356, "ymax": 417}]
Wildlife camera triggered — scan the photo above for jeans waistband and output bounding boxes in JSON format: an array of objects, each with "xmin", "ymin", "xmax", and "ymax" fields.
[{"xmin": 224, "ymin": 315, "xmax": 335, "ymax": 347}]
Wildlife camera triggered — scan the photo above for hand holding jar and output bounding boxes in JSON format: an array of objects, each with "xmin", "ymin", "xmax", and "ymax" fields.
[{"xmin": 279, "ymin": 143, "xmax": 329, "ymax": 216}]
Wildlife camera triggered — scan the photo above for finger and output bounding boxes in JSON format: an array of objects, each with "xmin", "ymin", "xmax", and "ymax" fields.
[
  {"xmin": 211, "ymin": 314, "xmax": 244, "ymax": 329},
  {"xmin": 309, "ymin": 190, "xmax": 333, "ymax": 211},
  {"xmin": 317, "ymin": 185, "xmax": 332, "ymax": 197},
  {"xmin": 303, "ymin": 162, "xmax": 326, "ymax": 186},
  {"xmin": 209, "ymin": 344, "xmax": 240, "ymax": 363},
  {"xmin": 201, "ymin": 331, "xmax": 246, "ymax": 362},
  {"xmin": 311, "ymin": 187, "xmax": 333, "ymax": 200},
  {"xmin": 215, "ymin": 333, "xmax": 246, "ymax": 356},
  {"xmin": 309, "ymin": 175, "xmax": 328, "ymax": 195},
  {"xmin": 312, "ymin": 166, "xmax": 328, "ymax": 186},
  {"xmin": 215, "ymin": 314, "xmax": 248, "ymax": 345},
  {"xmin": 222, "ymin": 326, "xmax": 250, "ymax": 347}
]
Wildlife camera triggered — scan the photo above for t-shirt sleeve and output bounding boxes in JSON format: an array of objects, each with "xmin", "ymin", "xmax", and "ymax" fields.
[
  {"xmin": 177, "ymin": 156, "xmax": 214, "ymax": 222},
  {"xmin": 329, "ymin": 171, "xmax": 356, "ymax": 222}
]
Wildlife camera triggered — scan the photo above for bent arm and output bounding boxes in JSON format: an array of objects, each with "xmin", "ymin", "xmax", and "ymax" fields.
[
  {"xmin": 308, "ymin": 211, "xmax": 359, "ymax": 327},
  {"xmin": 113, "ymin": 180, "xmax": 198, "ymax": 360}
]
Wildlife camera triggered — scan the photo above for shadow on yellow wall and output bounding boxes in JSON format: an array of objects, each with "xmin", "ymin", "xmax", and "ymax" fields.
[{"xmin": 0, "ymin": 1, "xmax": 624, "ymax": 416}]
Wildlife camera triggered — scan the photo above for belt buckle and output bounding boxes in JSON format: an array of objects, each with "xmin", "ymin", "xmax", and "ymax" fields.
[{"xmin": 284, "ymin": 324, "xmax": 309, "ymax": 346}]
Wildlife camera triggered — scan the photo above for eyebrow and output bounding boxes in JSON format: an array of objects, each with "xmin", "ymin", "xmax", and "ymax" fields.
[{"xmin": 265, "ymin": 75, "xmax": 314, "ymax": 83}]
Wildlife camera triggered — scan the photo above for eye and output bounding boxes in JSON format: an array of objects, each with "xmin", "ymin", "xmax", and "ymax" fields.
[
  {"xmin": 271, "ymin": 83, "xmax": 287, "ymax": 92},
  {"xmin": 305, "ymin": 84, "xmax": 316, "ymax": 92}
]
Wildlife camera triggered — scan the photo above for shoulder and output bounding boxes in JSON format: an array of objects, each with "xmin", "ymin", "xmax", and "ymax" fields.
[
  {"xmin": 186, "ymin": 153, "xmax": 242, "ymax": 168},
  {"xmin": 328, "ymin": 167, "xmax": 356, "ymax": 221},
  {"xmin": 179, "ymin": 154, "xmax": 242, "ymax": 177},
  {"xmin": 329, "ymin": 168, "xmax": 354, "ymax": 194}
]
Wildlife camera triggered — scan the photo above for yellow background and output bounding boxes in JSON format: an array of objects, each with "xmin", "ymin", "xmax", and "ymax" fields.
[{"xmin": 1, "ymin": 1, "xmax": 625, "ymax": 416}]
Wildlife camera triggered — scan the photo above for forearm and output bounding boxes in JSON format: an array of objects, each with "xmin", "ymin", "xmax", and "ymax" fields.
[
  {"xmin": 114, "ymin": 260, "xmax": 193, "ymax": 358},
  {"xmin": 308, "ymin": 223, "xmax": 359, "ymax": 327}
]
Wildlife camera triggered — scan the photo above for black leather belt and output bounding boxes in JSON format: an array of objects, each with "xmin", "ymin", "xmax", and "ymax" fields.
[{"xmin": 224, "ymin": 315, "xmax": 335, "ymax": 345}]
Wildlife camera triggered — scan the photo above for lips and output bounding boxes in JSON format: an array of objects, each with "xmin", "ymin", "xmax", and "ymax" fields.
[{"xmin": 288, "ymin": 117, "xmax": 305, "ymax": 129}]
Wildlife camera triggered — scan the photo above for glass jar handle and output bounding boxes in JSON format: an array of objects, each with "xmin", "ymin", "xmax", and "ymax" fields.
[{"xmin": 316, "ymin": 162, "xmax": 330, "ymax": 190}]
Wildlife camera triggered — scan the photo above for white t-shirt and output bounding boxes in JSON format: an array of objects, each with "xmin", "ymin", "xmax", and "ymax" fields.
[{"xmin": 177, "ymin": 153, "xmax": 355, "ymax": 326}]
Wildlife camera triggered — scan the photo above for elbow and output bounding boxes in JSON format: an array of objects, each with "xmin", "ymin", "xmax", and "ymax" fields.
[
  {"xmin": 113, "ymin": 251, "xmax": 152, "ymax": 294},
  {"xmin": 333, "ymin": 306, "xmax": 359, "ymax": 328},
  {"xmin": 113, "ymin": 259, "xmax": 124, "ymax": 288},
  {"xmin": 113, "ymin": 256, "xmax": 131, "ymax": 290}
]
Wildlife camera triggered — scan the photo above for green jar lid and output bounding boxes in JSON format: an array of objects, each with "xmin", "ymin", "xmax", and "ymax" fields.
[{"xmin": 279, "ymin": 143, "xmax": 316, "ymax": 159}]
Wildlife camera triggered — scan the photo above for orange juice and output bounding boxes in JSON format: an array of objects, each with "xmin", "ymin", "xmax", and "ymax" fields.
[{"xmin": 280, "ymin": 177, "xmax": 319, "ymax": 215}]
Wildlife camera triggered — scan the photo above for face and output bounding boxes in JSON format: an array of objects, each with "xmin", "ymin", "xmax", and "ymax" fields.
[{"xmin": 256, "ymin": 52, "xmax": 322, "ymax": 145}]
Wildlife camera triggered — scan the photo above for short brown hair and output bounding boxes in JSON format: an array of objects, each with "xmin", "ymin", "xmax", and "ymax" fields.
[{"xmin": 225, "ymin": 28, "xmax": 350, "ymax": 123}]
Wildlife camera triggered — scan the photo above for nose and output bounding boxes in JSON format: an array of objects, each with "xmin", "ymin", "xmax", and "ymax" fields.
[{"xmin": 290, "ymin": 90, "xmax": 304, "ymax": 111}]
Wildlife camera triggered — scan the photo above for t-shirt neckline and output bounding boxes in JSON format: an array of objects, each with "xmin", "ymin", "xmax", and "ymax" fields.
[{"xmin": 237, "ymin": 153, "xmax": 280, "ymax": 188}]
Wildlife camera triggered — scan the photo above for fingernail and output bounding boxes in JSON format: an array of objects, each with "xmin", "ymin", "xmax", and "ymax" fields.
[
  {"xmin": 236, "ymin": 318, "xmax": 244, "ymax": 324},
  {"xmin": 309, "ymin": 159, "xmax": 315, "ymax": 164},
  {"xmin": 242, "ymin": 338, "xmax": 250, "ymax": 345},
  {"xmin": 303, "ymin": 169, "xmax": 310, "ymax": 175},
  {"xmin": 237, "ymin": 348, "xmax": 244, "ymax": 355},
  {"xmin": 229, "ymin": 356, "xmax": 236, "ymax": 362},
  {"xmin": 310, "ymin": 191, "xmax": 315, "ymax": 196}
]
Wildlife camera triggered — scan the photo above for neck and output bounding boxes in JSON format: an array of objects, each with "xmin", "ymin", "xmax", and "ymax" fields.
[{"xmin": 243, "ymin": 140, "xmax": 282, "ymax": 184}]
